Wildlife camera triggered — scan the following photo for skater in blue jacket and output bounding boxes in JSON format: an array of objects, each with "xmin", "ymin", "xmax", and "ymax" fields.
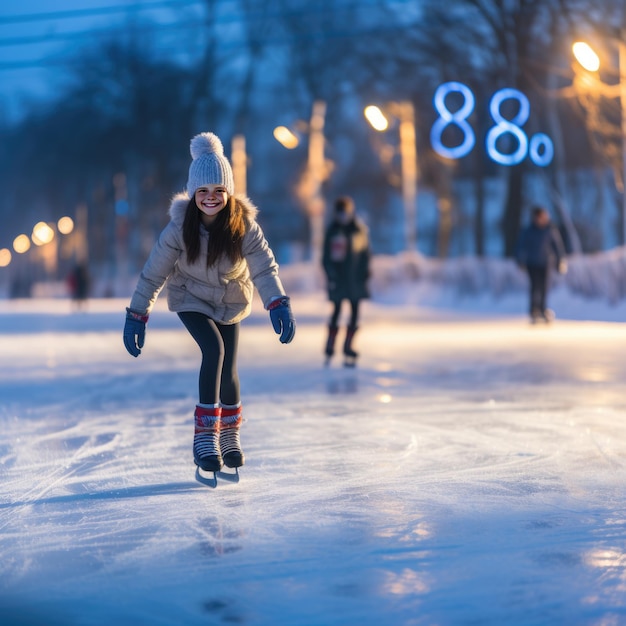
[
  {"xmin": 123, "ymin": 132, "xmax": 295, "ymax": 474},
  {"xmin": 515, "ymin": 205, "xmax": 567, "ymax": 323}
]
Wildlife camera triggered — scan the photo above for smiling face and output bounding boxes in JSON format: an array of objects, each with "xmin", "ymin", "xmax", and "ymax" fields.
[{"xmin": 195, "ymin": 185, "xmax": 228, "ymax": 225}]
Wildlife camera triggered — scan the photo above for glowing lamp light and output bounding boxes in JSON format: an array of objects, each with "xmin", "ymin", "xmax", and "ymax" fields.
[
  {"xmin": 32, "ymin": 221, "xmax": 55, "ymax": 246},
  {"xmin": 57, "ymin": 216, "xmax": 74, "ymax": 235},
  {"xmin": 364, "ymin": 105, "xmax": 389, "ymax": 131},
  {"xmin": 273, "ymin": 126, "xmax": 299, "ymax": 149},
  {"xmin": 13, "ymin": 234, "xmax": 31, "ymax": 254},
  {"xmin": 0, "ymin": 248, "xmax": 11, "ymax": 267},
  {"xmin": 573, "ymin": 41, "xmax": 600, "ymax": 72}
]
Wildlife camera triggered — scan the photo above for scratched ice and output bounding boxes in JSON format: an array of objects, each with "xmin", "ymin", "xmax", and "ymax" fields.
[{"xmin": 0, "ymin": 285, "xmax": 625, "ymax": 625}]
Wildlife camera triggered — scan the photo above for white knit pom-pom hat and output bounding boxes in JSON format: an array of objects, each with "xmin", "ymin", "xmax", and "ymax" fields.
[{"xmin": 186, "ymin": 132, "xmax": 235, "ymax": 196}]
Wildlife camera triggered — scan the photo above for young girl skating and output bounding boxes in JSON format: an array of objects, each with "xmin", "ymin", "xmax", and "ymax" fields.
[{"xmin": 123, "ymin": 132, "xmax": 295, "ymax": 474}]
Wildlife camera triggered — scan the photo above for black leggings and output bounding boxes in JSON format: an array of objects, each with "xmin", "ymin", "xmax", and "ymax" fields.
[
  {"xmin": 329, "ymin": 299, "xmax": 360, "ymax": 328},
  {"xmin": 178, "ymin": 312, "xmax": 240, "ymax": 406},
  {"xmin": 527, "ymin": 265, "xmax": 549, "ymax": 314}
]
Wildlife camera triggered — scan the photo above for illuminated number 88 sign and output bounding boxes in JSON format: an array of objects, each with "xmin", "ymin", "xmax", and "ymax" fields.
[{"xmin": 430, "ymin": 81, "xmax": 554, "ymax": 167}]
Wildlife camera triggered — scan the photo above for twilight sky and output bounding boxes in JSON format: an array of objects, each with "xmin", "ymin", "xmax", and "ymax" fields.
[{"xmin": 0, "ymin": 0, "xmax": 201, "ymax": 121}]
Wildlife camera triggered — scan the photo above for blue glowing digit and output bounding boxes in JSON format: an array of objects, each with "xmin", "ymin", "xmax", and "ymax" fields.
[
  {"xmin": 430, "ymin": 81, "xmax": 476, "ymax": 160},
  {"xmin": 431, "ymin": 82, "xmax": 554, "ymax": 166},
  {"xmin": 529, "ymin": 133, "xmax": 554, "ymax": 167},
  {"xmin": 486, "ymin": 88, "xmax": 529, "ymax": 165}
]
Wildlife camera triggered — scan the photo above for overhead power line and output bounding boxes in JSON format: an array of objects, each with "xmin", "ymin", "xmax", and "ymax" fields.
[
  {"xmin": 0, "ymin": 0, "xmax": 202, "ymax": 25},
  {"xmin": 0, "ymin": 17, "xmax": 200, "ymax": 49},
  {"xmin": 0, "ymin": 0, "xmax": 411, "ymax": 27},
  {"xmin": 0, "ymin": 19, "xmax": 423, "ymax": 73},
  {"xmin": 0, "ymin": 0, "xmax": 419, "ymax": 71}
]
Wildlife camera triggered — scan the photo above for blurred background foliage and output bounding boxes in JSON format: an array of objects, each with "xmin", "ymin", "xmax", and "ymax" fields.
[{"xmin": 1, "ymin": 0, "xmax": 626, "ymax": 288}]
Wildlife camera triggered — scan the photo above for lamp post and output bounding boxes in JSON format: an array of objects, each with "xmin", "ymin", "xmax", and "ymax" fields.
[
  {"xmin": 364, "ymin": 101, "xmax": 418, "ymax": 252},
  {"xmin": 573, "ymin": 38, "xmax": 626, "ymax": 246},
  {"xmin": 231, "ymin": 134, "xmax": 247, "ymax": 197},
  {"xmin": 274, "ymin": 100, "xmax": 328, "ymax": 264}
]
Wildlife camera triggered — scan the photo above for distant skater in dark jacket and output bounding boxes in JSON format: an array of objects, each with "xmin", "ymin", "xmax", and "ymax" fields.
[
  {"xmin": 515, "ymin": 205, "xmax": 567, "ymax": 323},
  {"xmin": 322, "ymin": 196, "xmax": 371, "ymax": 366}
]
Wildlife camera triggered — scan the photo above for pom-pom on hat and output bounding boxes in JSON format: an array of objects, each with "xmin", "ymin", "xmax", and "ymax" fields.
[{"xmin": 186, "ymin": 132, "xmax": 235, "ymax": 196}]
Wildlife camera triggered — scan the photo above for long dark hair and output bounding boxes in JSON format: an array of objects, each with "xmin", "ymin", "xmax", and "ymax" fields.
[{"xmin": 182, "ymin": 195, "xmax": 246, "ymax": 267}]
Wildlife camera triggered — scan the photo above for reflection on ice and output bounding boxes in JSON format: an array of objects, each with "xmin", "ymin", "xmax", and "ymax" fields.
[
  {"xmin": 196, "ymin": 515, "xmax": 244, "ymax": 558},
  {"xmin": 375, "ymin": 521, "xmax": 431, "ymax": 542},
  {"xmin": 412, "ymin": 522, "xmax": 431, "ymax": 539},
  {"xmin": 583, "ymin": 548, "xmax": 626, "ymax": 610},
  {"xmin": 374, "ymin": 362, "xmax": 393, "ymax": 373},
  {"xmin": 586, "ymin": 549, "xmax": 625, "ymax": 569},
  {"xmin": 375, "ymin": 376, "xmax": 400, "ymax": 388},
  {"xmin": 383, "ymin": 567, "xmax": 430, "ymax": 595},
  {"xmin": 2, "ymin": 299, "xmax": 626, "ymax": 624},
  {"xmin": 575, "ymin": 363, "xmax": 613, "ymax": 383},
  {"xmin": 325, "ymin": 372, "xmax": 358, "ymax": 395}
]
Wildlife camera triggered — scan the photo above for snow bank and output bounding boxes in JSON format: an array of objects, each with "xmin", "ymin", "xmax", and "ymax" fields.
[
  {"xmin": 277, "ymin": 247, "xmax": 626, "ymax": 310},
  {"xmin": 5, "ymin": 247, "xmax": 626, "ymax": 321}
]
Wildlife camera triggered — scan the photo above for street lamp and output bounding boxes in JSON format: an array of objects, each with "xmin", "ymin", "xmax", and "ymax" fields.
[
  {"xmin": 231, "ymin": 135, "xmax": 247, "ymax": 197},
  {"xmin": 32, "ymin": 222, "xmax": 55, "ymax": 246},
  {"xmin": 0, "ymin": 248, "xmax": 11, "ymax": 267},
  {"xmin": 364, "ymin": 105, "xmax": 389, "ymax": 131},
  {"xmin": 572, "ymin": 42, "xmax": 600, "ymax": 72},
  {"xmin": 573, "ymin": 38, "xmax": 626, "ymax": 245},
  {"xmin": 364, "ymin": 101, "xmax": 418, "ymax": 252},
  {"xmin": 13, "ymin": 234, "xmax": 31, "ymax": 254},
  {"xmin": 273, "ymin": 100, "xmax": 328, "ymax": 264},
  {"xmin": 273, "ymin": 126, "xmax": 299, "ymax": 149},
  {"xmin": 57, "ymin": 216, "xmax": 74, "ymax": 235}
]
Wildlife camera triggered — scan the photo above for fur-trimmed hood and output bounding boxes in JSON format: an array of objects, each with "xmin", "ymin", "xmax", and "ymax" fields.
[{"xmin": 167, "ymin": 192, "xmax": 259, "ymax": 226}]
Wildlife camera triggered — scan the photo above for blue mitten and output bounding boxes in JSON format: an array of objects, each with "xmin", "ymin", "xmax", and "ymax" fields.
[
  {"xmin": 123, "ymin": 308, "xmax": 148, "ymax": 357},
  {"xmin": 268, "ymin": 296, "xmax": 296, "ymax": 344}
]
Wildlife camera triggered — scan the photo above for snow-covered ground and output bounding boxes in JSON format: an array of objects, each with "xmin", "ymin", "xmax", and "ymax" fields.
[{"xmin": 1, "ymin": 285, "xmax": 626, "ymax": 625}]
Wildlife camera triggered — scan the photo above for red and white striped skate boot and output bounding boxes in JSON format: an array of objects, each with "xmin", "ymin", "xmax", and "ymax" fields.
[
  {"xmin": 193, "ymin": 404, "xmax": 223, "ymax": 472},
  {"xmin": 220, "ymin": 402, "xmax": 245, "ymax": 468}
]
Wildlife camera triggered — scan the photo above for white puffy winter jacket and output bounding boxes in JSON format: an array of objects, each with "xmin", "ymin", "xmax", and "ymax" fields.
[{"xmin": 128, "ymin": 193, "xmax": 286, "ymax": 323}]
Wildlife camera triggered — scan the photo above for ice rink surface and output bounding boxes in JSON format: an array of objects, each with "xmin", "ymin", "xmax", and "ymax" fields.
[{"xmin": 0, "ymin": 294, "xmax": 625, "ymax": 625}]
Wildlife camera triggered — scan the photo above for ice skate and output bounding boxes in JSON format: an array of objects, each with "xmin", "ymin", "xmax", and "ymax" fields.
[
  {"xmin": 193, "ymin": 404, "xmax": 223, "ymax": 473},
  {"xmin": 343, "ymin": 353, "xmax": 358, "ymax": 368},
  {"xmin": 220, "ymin": 403, "xmax": 245, "ymax": 469},
  {"xmin": 324, "ymin": 325, "xmax": 338, "ymax": 366},
  {"xmin": 343, "ymin": 325, "xmax": 359, "ymax": 368}
]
